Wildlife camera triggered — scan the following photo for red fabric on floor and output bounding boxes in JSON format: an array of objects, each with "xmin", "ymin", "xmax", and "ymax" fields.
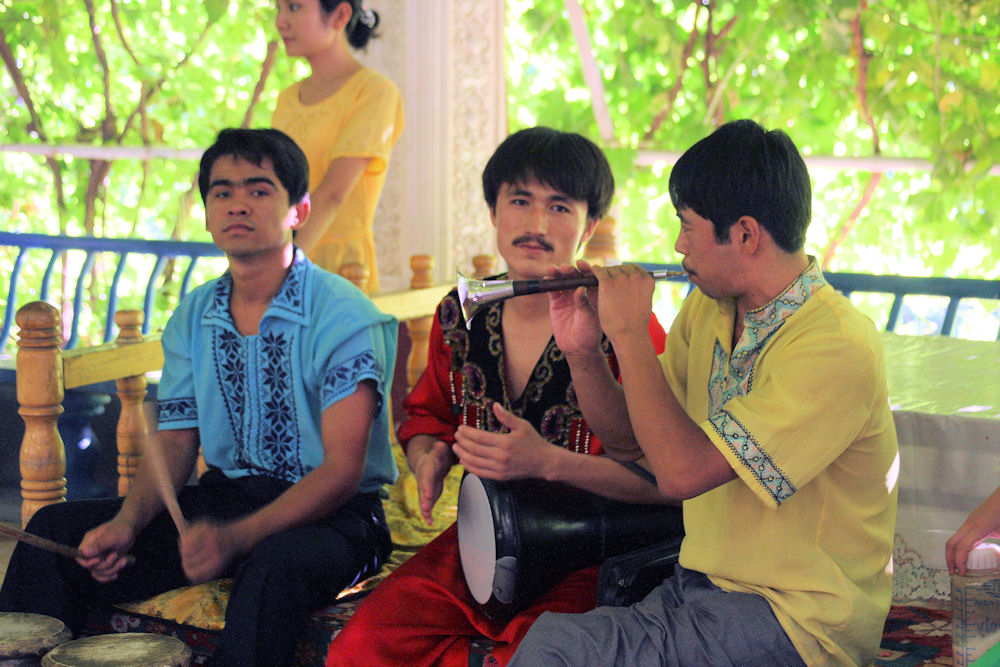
[{"xmin": 325, "ymin": 523, "xmax": 598, "ymax": 667}]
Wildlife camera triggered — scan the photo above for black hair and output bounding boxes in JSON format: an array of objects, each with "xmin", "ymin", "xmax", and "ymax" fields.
[
  {"xmin": 482, "ymin": 127, "xmax": 615, "ymax": 221},
  {"xmin": 198, "ymin": 128, "xmax": 309, "ymax": 206},
  {"xmin": 319, "ymin": 0, "xmax": 380, "ymax": 49},
  {"xmin": 668, "ymin": 119, "xmax": 812, "ymax": 253}
]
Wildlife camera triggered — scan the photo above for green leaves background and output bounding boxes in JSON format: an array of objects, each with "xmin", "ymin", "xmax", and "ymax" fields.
[
  {"xmin": 507, "ymin": 0, "xmax": 1000, "ymax": 280},
  {"xmin": 1, "ymin": 0, "xmax": 998, "ymax": 340}
]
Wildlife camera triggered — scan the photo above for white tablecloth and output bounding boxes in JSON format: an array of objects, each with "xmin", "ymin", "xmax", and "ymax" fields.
[{"xmin": 883, "ymin": 333, "xmax": 1000, "ymax": 601}]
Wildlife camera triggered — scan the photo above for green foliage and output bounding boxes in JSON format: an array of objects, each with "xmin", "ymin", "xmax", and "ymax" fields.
[
  {"xmin": 1, "ymin": 0, "xmax": 300, "ymax": 240},
  {"xmin": 1, "ymin": 0, "xmax": 299, "ymax": 342},
  {"xmin": 507, "ymin": 0, "xmax": 1000, "ymax": 282},
  {"xmin": 2, "ymin": 0, "xmax": 998, "ymax": 343}
]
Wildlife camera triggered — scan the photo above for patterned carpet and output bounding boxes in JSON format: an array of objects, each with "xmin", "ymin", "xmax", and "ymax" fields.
[
  {"xmin": 81, "ymin": 599, "xmax": 959, "ymax": 666},
  {"xmin": 876, "ymin": 605, "xmax": 953, "ymax": 667}
]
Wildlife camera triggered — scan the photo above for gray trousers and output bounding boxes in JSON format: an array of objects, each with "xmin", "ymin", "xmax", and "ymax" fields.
[{"xmin": 509, "ymin": 563, "xmax": 805, "ymax": 666}]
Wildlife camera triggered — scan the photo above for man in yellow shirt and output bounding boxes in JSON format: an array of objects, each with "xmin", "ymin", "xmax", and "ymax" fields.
[{"xmin": 511, "ymin": 119, "xmax": 898, "ymax": 666}]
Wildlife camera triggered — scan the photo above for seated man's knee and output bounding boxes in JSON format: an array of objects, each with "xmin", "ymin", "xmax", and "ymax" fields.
[
  {"xmin": 237, "ymin": 530, "xmax": 345, "ymax": 583},
  {"xmin": 240, "ymin": 533, "xmax": 300, "ymax": 571},
  {"xmin": 510, "ymin": 612, "xmax": 578, "ymax": 665}
]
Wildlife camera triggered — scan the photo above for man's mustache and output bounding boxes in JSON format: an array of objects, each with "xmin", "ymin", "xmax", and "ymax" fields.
[{"xmin": 512, "ymin": 234, "xmax": 554, "ymax": 252}]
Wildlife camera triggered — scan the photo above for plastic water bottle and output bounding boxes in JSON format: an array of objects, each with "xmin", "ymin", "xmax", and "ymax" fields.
[{"xmin": 952, "ymin": 543, "xmax": 1000, "ymax": 667}]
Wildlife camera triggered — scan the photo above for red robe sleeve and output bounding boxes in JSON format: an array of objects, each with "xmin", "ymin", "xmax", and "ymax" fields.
[
  {"xmin": 398, "ymin": 303, "xmax": 459, "ymax": 452},
  {"xmin": 649, "ymin": 312, "xmax": 667, "ymax": 355}
]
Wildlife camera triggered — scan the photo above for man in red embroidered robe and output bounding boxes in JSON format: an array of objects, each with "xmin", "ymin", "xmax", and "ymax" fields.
[{"xmin": 326, "ymin": 127, "xmax": 671, "ymax": 666}]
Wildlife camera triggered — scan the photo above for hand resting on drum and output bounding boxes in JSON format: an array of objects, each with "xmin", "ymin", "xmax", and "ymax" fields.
[
  {"xmin": 455, "ymin": 402, "xmax": 669, "ymax": 505},
  {"xmin": 454, "ymin": 402, "xmax": 559, "ymax": 481}
]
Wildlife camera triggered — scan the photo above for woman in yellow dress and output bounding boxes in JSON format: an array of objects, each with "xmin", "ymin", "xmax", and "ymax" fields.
[{"xmin": 273, "ymin": 0, "xmax": 404, "ymax": 294}]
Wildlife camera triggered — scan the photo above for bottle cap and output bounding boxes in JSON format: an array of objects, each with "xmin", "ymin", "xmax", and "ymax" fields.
[{"xmin": 966, "ymin": 543, "xmax": 1000, "ymax": 570}]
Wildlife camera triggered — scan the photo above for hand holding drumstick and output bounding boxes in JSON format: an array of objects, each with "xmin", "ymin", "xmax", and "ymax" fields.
[
  {"xmin": 72, "ymin": 436, "xmax": 191, "ymax": 582},
  {"xmin": 0, "ymin": 439, "xmax": 186, "ymax": 563}
]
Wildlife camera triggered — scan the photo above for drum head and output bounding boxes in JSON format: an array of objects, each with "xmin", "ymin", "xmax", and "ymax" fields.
[
  {"xmin": 0, "ymin": 612, "xmax": 72, "ymax": 660},
  {"xmin": 457, "ymin": 473, "xmax": 496, "ymax": 605},
  {"xmin": 40, "ymin": 633, "xmax": 191, "ymax": 667}
]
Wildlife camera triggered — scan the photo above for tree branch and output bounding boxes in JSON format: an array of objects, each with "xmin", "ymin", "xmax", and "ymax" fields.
[
  {"xmin": 704, "ymin": 17, "xmax": 753, "ymax": 126},
  {"xmin": 822, "ymin": 0, "xmax": 883, "ymax": 269},
  {"xmin": 239, "ymin": 40, "xmax": 280, "ymax": 128},
  {"xmin": 644, "ymin": 3, "xmax": 702, "ymax": 141},
  {"xmin": 84, "ymin": 0, "xmax": 116, "ymax": 130},
  {"xmin": 852, "ymin": 2, "xmax": 880, "ymax": 154},
  {"xmin": 821, "ymin": 172, "xmax": 882, "ymax": 269},
  {"xmin": 117, "ymin": 22, "xmax": 214, "ymax": 141},
  {"xmin": 701, "ymin": 1, "xmax": 714, "ymax": 99},
  {"xmin": 110, "ymin": 0, "xmax": 142, "ymax": 67},
  {"xmin": 0, "ymin": 25, "xmax": 67, "ymax": 214},
  {"xmin": 700, "ymin": 1, "xmax": 732, "ymax": 126},
  {"xmin": 82, "ymin": 0, "xmax": 115, "ymax": 235}
]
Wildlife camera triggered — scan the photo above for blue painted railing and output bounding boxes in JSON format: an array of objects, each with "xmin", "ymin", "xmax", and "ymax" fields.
[
  {"xmin": 637, "ymin": 262, "xmax": 1000, "ymax": 340},
  {"xmin": 821, "ymin": 272, "xmax": 1000, "ymax": 338},
  {"xmin": 2, "ymin": 234, "xmax": 997, "ymax": 357},
  {"xmin": 1, "ymin": 232, "xmax": 225, "ymax": 356}
]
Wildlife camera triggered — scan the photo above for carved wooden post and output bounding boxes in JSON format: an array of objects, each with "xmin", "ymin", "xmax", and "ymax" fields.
[
  {"xmin": 15, "ymin": 302, "xmax": 66, "ymax": 527},
  {"xmin": 406, "ymin": 255, "xmax": 435, "ymax": 390},
  {"xmin": 114, "ymin": 310, "xmax": 148, "ymax": 496},
  {"xmin": 582, "ymin": 216, "xmax": 619, "ymax": 266},
  {"xmin": 472, "ymin": 254, "xmax": 497, "ymax": 280},
  {"xmin": 340, "ymin": 263, "xmax": 371, "ymax": 294}
]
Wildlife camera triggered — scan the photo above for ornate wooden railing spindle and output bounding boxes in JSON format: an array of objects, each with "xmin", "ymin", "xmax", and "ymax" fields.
[
  {"xmin": 582, "ymin": 216, "xmax": 619, "ymax": 266},
  {"xmin": 15, "ymin": 302, "xmax": 67, "ymax": 527},
  {"xmin": 113, "ymin": 310, "xmax": 149, "ymax": 496},
  {"xmin": 472, "ymin": 254, "xmax": 497, "ymax": 280},
  {"xmin": 339, "ymin": 263, "xmax": 371, "ymax": 293}
]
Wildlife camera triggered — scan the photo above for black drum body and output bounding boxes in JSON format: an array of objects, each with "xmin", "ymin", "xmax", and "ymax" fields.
[{"xmin": 457, "ymin": 473, "xmax": 684, "ymax": 622}]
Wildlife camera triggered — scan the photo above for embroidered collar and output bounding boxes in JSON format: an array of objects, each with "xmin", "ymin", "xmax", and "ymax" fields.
[
  {"xmin": 202, "ymin": 248, "xmax": 310, "ymax": 331},
  {"xmin": 732, "ymin": 257, "xmax": 827, "ymax": 358}
]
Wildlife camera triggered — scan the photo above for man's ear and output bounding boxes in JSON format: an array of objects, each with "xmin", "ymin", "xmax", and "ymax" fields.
[
  {"xmin": 488, "ymin": 205, "xmax": 498, "ymax": 229},
  {"xmin": 291, "ymin": 193, "xmax": 311, "ymax": 231},
  {"xmin": 732, "ymin": 215, "xmax": 760, "ymax": 255},
  {"xmin": 576, "ymin": 216, "xmax": 600, "ymax": 251}
]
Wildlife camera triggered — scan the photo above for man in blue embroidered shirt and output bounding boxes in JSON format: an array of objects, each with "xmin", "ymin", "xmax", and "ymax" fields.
[
  {"xmin": 0, "ymin": 128, "xmax": 398, "ymax": 666},
  {"xmin": 511, "ymin": 120, "xmax": 899, "ymax": 666}
]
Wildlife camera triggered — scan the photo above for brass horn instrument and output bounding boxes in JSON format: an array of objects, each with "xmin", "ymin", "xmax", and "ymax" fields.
[{"xmin": 456, "ymin": 268, "xmax": 686, "ymax": 328}]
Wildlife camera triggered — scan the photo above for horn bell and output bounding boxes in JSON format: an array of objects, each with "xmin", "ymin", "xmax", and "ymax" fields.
[{"xmin": 456, "ymin": 271, "xmax": 515, "ymax": 329}]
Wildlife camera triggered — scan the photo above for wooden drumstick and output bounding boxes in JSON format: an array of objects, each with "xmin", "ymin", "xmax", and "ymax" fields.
[
  {"xmin": 0, "ymin": 522, "xmax": 83, "ymax": 559},
  {"xmin": 143, "ymin": 439, "xmax": 188, "ymax": 535}
]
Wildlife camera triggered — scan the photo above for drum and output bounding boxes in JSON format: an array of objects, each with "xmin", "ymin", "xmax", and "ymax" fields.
[
  {"xmin": 457, "ymin": 473, "xmax": 684, "ymax": 622},
  {"xmin": 0, "ymin": 612, "xmax": 72, "ymax": 665},
  {"xmin": 40, "ymin": 633, "xmax": 191, "ymax": 667}
]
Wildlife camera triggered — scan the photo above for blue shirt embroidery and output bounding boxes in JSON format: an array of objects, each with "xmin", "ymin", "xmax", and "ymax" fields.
[{"xmin": 155, "ymin": 250, "xmax": 398, "ymax": 489}]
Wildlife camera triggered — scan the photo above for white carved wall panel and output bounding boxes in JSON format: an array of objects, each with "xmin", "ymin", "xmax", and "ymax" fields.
[{"xmin": 361, "ymin": 0, "xmax": 506, "ymax": 291}]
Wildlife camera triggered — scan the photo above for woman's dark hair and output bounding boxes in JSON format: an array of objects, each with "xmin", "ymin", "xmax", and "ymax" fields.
[
  {"xmin": 668, "ymin": 119, "xmax": 812, "ymax": 253},
  {"xmin": 482, "ymin": 127, "xmax": 615, "ymax": 222},
  {"xmin": 320, "ymin": 0, "xmax": 380, "ymax": 49},
  {"xmin": 198, "ymin": 128, "xmax": 309, "ymax": 205}
]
